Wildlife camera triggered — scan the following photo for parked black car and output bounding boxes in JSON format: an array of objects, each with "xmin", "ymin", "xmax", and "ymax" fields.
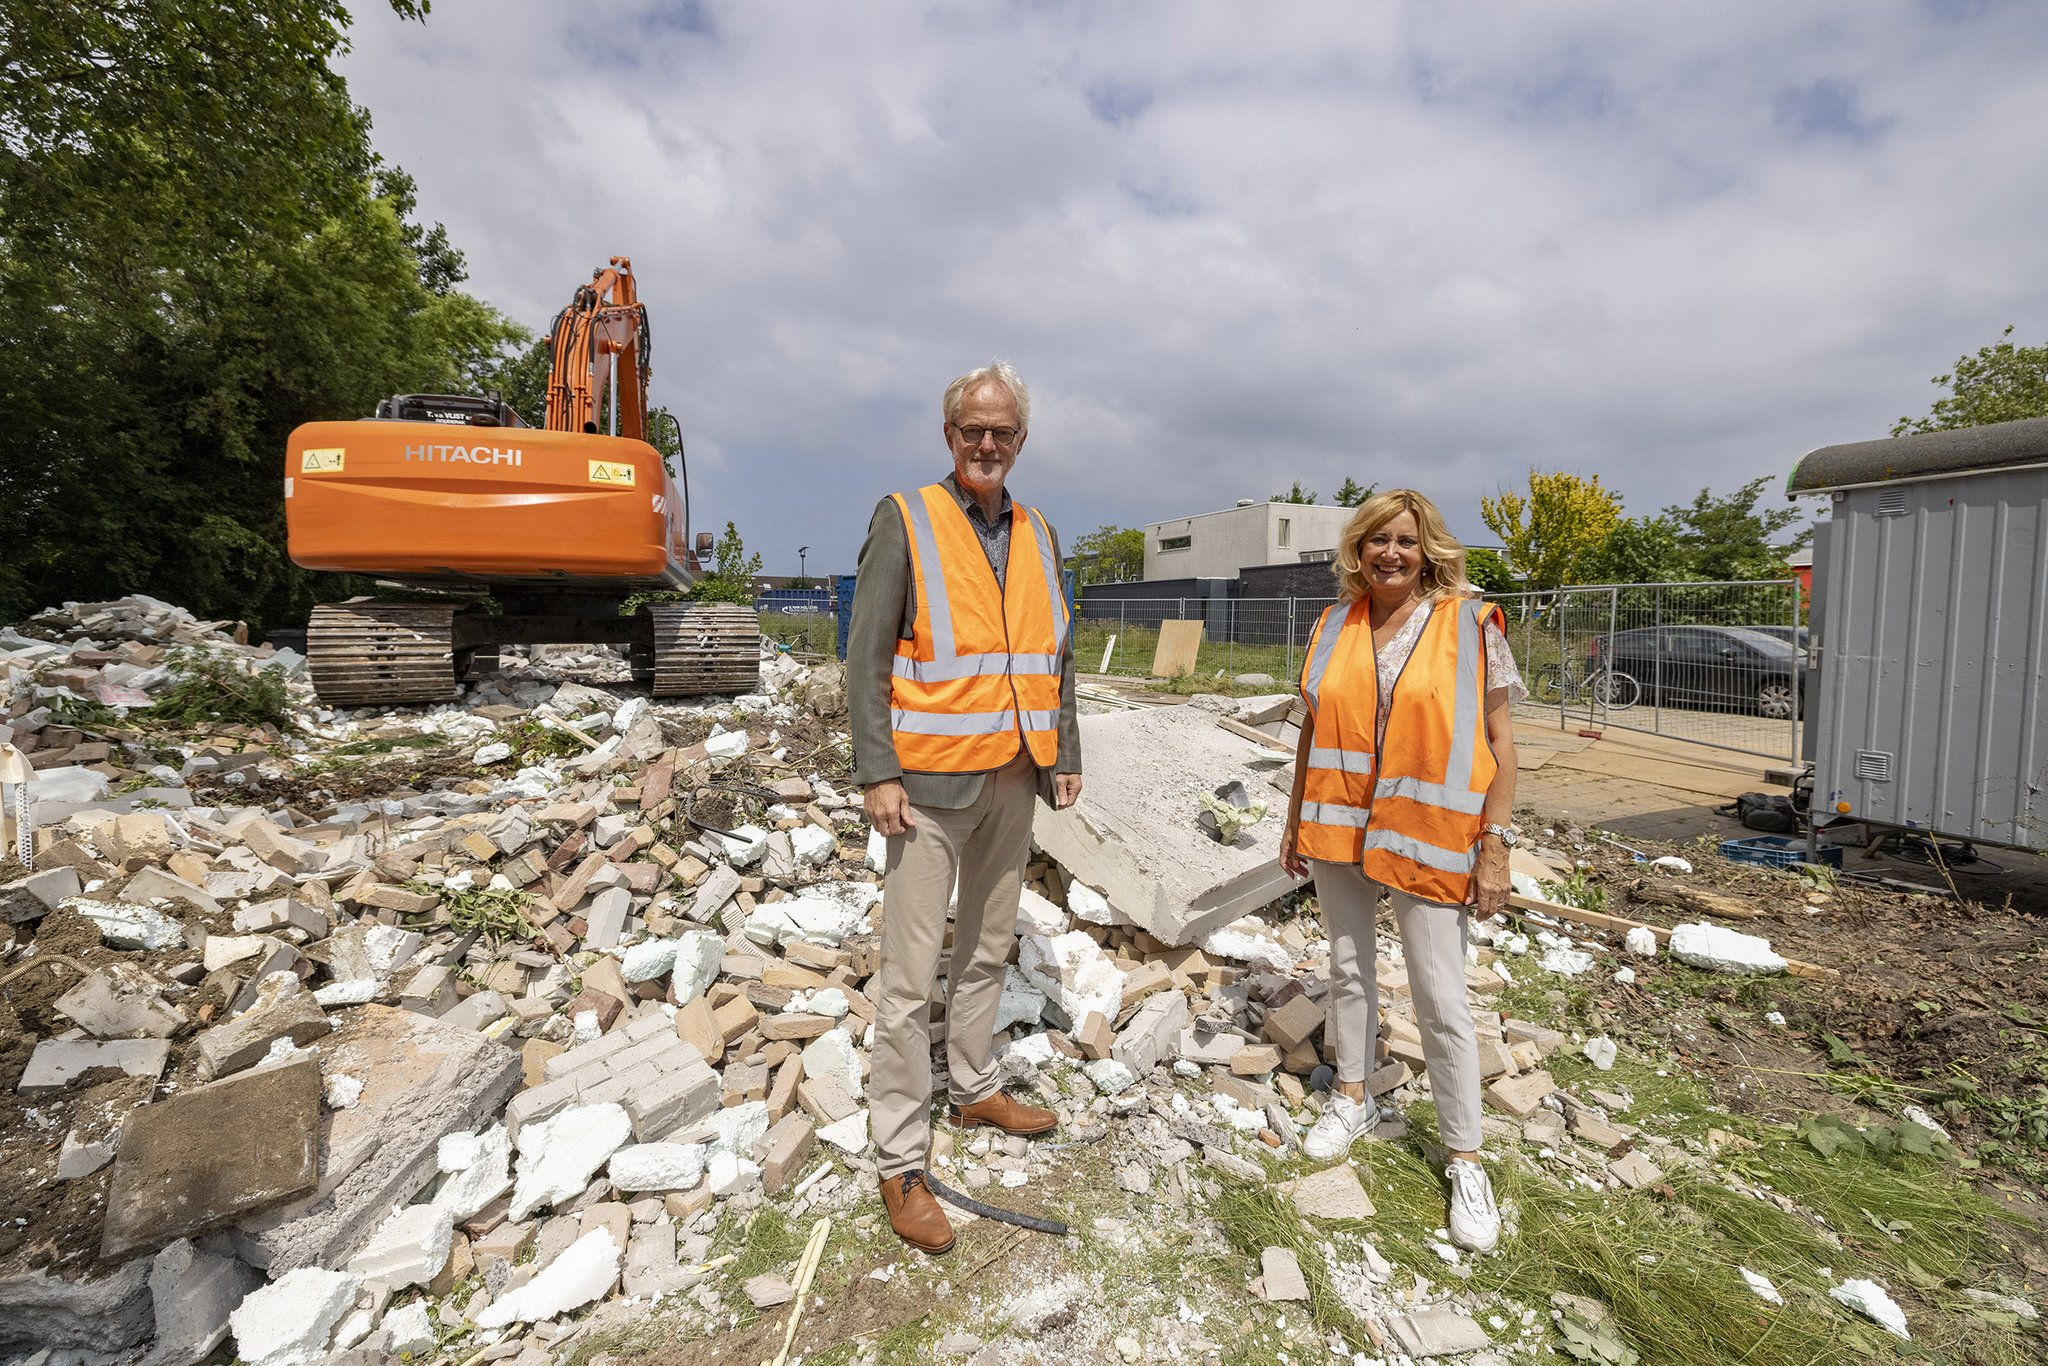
[
  {"xmin": 1591, "ymin": 625, "xmax": 1804, "ymax": 720},
  {"xmin": 1740, "ymin": 624, "xmax": 1810, "ymax": 653}
]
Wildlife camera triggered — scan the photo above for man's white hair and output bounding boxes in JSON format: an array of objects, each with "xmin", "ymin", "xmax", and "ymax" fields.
[{"xmin": 943, "ymin": 360, "xmax": 1031, "ymax": 431}]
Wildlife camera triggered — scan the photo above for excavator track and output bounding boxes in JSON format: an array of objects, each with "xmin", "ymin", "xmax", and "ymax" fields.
[
  {"xmin": 646, "ymin": 603, "xmax": 760, "ymax": 697},
  {"xmin": 307, "ymin": 602, "xmax": 460, "ymax": 707}
]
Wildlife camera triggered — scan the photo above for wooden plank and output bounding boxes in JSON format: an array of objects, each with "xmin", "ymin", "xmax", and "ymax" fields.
[
  {"xmin": 1150, "ymin": 620, "xmax": 1204, "ymax": 678},
  {"xmin": 1216, "ymin": 716, "xmax": 1292, "ymax": 752},
  {"xmin": 1505, "ymin": 891, "xmax": 1837, "ymax": 980}
]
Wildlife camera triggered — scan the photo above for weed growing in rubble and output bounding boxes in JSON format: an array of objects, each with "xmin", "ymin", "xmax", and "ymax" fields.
[
  {"xmin": 140, "ymin": 648, "xmax": 293, "ymax": 731},
  {"xmin": 48, "ymin": 693, "xmax": 119, "ymax": 730},
  {"xmin": 500, "ymin": 717, "xmax": 584, "ymax": 763}
]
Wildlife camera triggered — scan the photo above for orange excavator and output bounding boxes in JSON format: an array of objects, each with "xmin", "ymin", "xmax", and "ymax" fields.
[{"xmin": 285, "ymin": 257, "xmax": 758, "ymax": 705}]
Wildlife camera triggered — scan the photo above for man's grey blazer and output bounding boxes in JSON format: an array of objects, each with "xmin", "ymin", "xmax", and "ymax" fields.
[{"xmin": 846, "ymin": 477, "xmax": 1082, "ymax": 810}]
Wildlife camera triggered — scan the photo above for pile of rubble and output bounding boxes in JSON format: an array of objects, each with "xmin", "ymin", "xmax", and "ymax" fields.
[{"xmin": 1, "ymin": 595, "xmax": 1767, "ymax": 1365}]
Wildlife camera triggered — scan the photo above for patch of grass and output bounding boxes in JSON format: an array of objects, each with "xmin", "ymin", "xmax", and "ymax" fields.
[
  {"xmin": 501, "ymin": 717, "xmax": 585, "ymax": 763},
  {"xmin": 141, "ymin": 647, "xmax": 294, "ymax": 731},
  {"xmin": 329, "ymin": 733, "xmax": 442, "ymax": 758},
  {"xmin": 1211, "ymin": 1181, "xmax": 1371, "ymax": 1351},
  {"xmin": 563, "ymin": 1317, "xmax": 675, "ymax": 1366},
  {"xmin": 1148, "ymin": 672, "xmax": 1288, "ymax": 697}
]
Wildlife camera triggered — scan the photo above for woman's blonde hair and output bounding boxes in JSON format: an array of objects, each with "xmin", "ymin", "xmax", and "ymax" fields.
[{"xmin": 1333, "ymin": 488, "xmax": 1477, "ymax": 604}]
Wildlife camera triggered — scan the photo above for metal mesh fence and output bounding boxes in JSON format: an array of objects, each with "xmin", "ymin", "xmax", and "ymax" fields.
[
  {"xmin": 758, "ymin": 606, "xmax": 836, "ymax": 659},
  {"xmin": 1075, "ymin": 581, "xmax": 1802, "ymax": 761},
  {"xmin": 1489, "ymin": 581, "xmax": 1803, "ymax": 761}
]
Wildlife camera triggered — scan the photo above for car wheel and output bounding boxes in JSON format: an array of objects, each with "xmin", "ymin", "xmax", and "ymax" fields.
[{"xmin": 1757, "ymin": 676, "xmax": 1798, "ymax": 720}]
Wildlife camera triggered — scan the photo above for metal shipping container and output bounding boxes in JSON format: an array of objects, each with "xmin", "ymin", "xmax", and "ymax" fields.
[{"xmin": 1790, "ymin": 414, "xmax": 2048, "ymax": 851}]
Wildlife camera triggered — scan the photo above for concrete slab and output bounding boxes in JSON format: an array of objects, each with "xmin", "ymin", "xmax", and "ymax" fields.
[
  {"xmin": 101, "ymin": 1057, "xmax": 323, "ymax": 1260},
  {"xmin": 1032, "ymin": 707, "xmax": 1301, "ymax": 946},
  {"xmin": 230, "ymin": 1004, "xmax": 521, "ymax": 1273},
  {"xmin": 0, "ymin": 1259, "xmax": 153, "ymax": 1356}
]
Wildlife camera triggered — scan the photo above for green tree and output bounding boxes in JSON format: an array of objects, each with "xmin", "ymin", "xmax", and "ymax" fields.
[
  {"xmin": 1662, "ymin": 477, "xmax": 1810, "ymax": 581},
  {"xmin": 1479, "ymin": 470, "xmax": 1621, "ymax": 590},
  {"xmin": 1270, "ymin": 480, "xmax": 1319, "ymax": 504},
  {"xmin": 1578, "ymin": 515, "xmax": 1688, "ymax": 585},
  {"xmin": 686, "ymin": 521, "xmax": 765, "ymax": 605},
  {"xmin": 1333, "ymin": 477, "xmax": 1375, "ymax": 508},
  {"xmin": 1463, "ymin": 547, "xmax": 1516, "ymax": 593},
  {"xmin": 0, "ymin": 0, "xmax": 535, "ymax": 632},
  {"xmin": 1892, "ymin": 325, "xmax": 2048, "ymax": 435},
  {"xmin": 1068, "ymin": 525, "xmax": 1144, "ymax": 584}
]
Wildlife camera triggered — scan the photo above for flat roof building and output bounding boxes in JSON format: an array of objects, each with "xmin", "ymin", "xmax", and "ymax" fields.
[{"xmin": 1144, "ymin": 501, "xmax": 1355, "ymax": 581}]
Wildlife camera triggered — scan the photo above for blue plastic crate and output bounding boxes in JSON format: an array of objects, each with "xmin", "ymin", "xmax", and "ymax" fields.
[{"xmin": 1718, "ymin": 835, "xmax": 1842, "ymax": 870}]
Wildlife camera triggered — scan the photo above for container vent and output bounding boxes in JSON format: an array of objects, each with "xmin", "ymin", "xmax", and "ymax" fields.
[
  {"xmin": 1875, "ymin": 489, "xmax": 1908, "ymax": 517},
  {"xmin": 1854, "ymin": 750, "xmax": 1894, "ymax": 782}
]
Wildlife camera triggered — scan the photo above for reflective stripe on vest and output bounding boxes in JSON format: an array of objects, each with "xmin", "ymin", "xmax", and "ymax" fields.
[
  {"xmin": 1295, "ymin": 597, "xmax": 1502, "ymax": 900},
  {"xmin": 887, "ymin": 484, "xmax": 1064, "ymax": 772}
]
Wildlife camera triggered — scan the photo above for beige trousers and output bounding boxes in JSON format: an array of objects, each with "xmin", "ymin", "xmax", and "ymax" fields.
[
  {"xmin": 870, "ymin": 751, "xmax": 1039, "ymax": 1178},
  {"xmin": 1313, "ymin": 859, "xmax": 1484, "ymax": 1153}
]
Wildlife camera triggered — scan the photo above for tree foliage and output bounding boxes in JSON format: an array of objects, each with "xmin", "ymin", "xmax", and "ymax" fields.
[
  {"xmin": 1892, "ymin": 325, "xmax": 2048, "ymax": 436},
  {"xmin": 0, "ymin": 0, "xmax": 529, "ymax": 632},
  {"xmin": 1479, "ymin": 471, "xmax": 1620, "ymax": 590},
  {"xmin": 1464, "ymin": 547, "xmax": 1516, "ymax": 593},
  {"xmin": 1661, "ymin": 477, "xmax": 1809, "ymax": 581},
  {"xmin": 1578, "ymin": 515, "xmax": 1686, "ymax": 586},
  {"xmin": 1270, "ymin": 480, "xmax": 1319, "ymax": 504},
  {"xmin": 1333, "ymin": 477, "xmax": 1375, "ymax": 508},
  {"xmin": 1068, "ymin": 525, "xmax": 1144, "ymax": 584}
]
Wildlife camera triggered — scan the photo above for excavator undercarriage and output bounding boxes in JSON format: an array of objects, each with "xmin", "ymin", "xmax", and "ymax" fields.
[{"xmin": 306, "ymin": 598, "xmax": 759, "ymax": 707}]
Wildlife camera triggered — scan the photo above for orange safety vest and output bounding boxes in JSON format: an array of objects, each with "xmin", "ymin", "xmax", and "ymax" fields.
[
  {"xmin": 1296, "ymin": 596, "xmax": 1502, "ymax": 903},
  {"xmin": 887, "ymin": 483, "xmax": 1070, "ymax": 773}
]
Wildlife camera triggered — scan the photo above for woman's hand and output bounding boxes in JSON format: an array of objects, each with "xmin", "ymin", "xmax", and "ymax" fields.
[
  {"xmin": 1280, "ymin": 822, "xmax": 1310, "ymax": 881},
  {"xmin": 1467, "ymin": 836, "xmax": 1509, "ymax": 919}
]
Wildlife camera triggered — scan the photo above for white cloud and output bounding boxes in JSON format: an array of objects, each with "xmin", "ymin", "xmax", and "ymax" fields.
[{"xmin": 339, "ymin": 0, "xmax": 2048, "ymax": 570}]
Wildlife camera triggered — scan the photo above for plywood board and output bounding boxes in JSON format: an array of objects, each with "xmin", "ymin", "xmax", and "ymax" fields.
[
  {"xmin": 1547, "ymin": 747, "xmax": 1761, "ymax": 800},
  {"xmin": 1150, "ymin": 620, "xmax": 1205, "ymax": 677}
]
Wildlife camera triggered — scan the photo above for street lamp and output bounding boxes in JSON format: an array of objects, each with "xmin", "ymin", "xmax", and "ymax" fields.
[{"xmin": 797, "ymin": 545, "xmax": 809, "ymax": 585}]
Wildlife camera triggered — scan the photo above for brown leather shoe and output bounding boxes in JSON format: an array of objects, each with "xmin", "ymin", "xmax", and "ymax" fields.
[
  {"xmin": 949, "ymin": 1090, "xmax": 1058, "ymax": 1137},
  {"xmin": 879, "ymin": 1170, "xmax": 955, "ymax": 1255}
]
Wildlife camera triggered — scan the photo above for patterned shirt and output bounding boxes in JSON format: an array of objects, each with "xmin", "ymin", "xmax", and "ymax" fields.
[
  {"xmin": 1372, "ymin": 601, "xmax": 1527, "ymax": 754},
  {"xmin": 946, "ymin": 476, "xmax": 1011, "ymax": 588}
]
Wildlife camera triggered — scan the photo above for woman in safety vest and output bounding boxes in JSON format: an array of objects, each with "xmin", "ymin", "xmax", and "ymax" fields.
[{"xmin": 1280, "ymin": 488, "xmax": 1525, "ymax": 1254}]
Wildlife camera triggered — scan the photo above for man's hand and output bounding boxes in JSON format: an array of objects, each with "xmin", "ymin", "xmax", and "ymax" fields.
[
  {"xmin": 1054, "ymin": 773, "xmax": 1083, "ymax": 810},
  {"xmin": 864, "ymin": 779, "xmax": 917, "ymax": 837},
  {"xmin": 1279, "ymin": 822, "xmax": 1310, "ymax": 881}
]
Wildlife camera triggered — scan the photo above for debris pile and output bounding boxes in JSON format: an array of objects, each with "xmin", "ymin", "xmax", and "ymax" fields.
[{"xmin": 0, "ymin": 595, "xmax": 2025, "ymax": 1364}]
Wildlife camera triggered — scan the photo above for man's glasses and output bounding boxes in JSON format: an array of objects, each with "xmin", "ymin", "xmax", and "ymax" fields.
[{"xmin": 951, "ymin": 423, "xmax": 1021, "ymax": 449}]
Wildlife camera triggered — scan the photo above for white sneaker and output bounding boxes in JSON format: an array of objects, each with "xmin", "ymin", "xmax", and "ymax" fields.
[
  {"xmin": 1303, "ymin": 1093, "xmax": 1379, "ymax": 1160},
  {"xmin": 1446, "ymin": 1158, "xmax": 1501, "ymax": 1253}
]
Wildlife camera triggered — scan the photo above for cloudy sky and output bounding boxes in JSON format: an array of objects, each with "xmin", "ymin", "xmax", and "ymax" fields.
[{"xmin": 338, "ymin": 1, "xmax": 2048, "ymax": 575}]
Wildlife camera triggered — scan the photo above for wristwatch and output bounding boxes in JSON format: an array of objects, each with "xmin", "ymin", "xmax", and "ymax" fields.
[{"xmin": 1482, "ymin": 822, "xmax": 1518, "ymax": 848}]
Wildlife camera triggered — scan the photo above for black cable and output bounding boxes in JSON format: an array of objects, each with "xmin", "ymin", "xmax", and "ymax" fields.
[{"xmin": 924, "ymin": 1173, "xmax": 1069, "ymax": 1236}]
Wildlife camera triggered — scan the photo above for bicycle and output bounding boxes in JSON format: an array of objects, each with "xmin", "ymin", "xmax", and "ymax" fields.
[{"xmin": 1529, "ymin": 655, "xmax": 1640, "ymax": 709}]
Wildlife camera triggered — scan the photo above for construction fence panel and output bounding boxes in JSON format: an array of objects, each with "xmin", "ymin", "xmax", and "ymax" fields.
[
  {"xmin": 758, "ymin": 605, "xmax": 836, "ymax": 659},
  {"xmin": 1073, "ymin": 596, "xmax": 1339, "ymax": 683},
  {"xmin": 1488, "ymin": 581, "xmax": 1803, "ymax": 762}
]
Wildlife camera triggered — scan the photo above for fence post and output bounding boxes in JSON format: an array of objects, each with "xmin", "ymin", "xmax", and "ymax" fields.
[
  {"xmin": 1604, "ymin": 586, "xmax": 1619, "ymax": 724},
  {"xmin": 1651, "ymin": 585, "xmax": 1663, "ymax": 736},
  {"xmin": 1286, "ymin": 598, "xmax": 1296, "ymax": 681}
]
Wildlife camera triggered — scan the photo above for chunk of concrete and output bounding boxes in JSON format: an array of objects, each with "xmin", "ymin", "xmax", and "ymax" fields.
[
  {"xmin": 345, "ymin": 1202, "xmax": 454, "ymax": 1289},
  {"xmin": 230, "ymin": 1004, "xmax": 521, "ymax": 1274},
  {"xmin": 1386, "ymin": 1309, "xmax": 1492, "ymax": 1358},
  {"xmin": 1, "ymin": 865, "xmax": 80, "ymax": 923},
  {"xmin": 1111, "ymin": 988, "xmax": 1188, "ymax": 1077},
  {"xmin": 802, "ymin": 1027, "xmax": 863, "ymax": 1100},
  {"xmin": 228, "ymin": 1266, "xmax": 360, "ymax": 1366},
  {"xmin": 102, "ymin": 1057, "xmax": 323, "ymax": 1260},
  {"xmin": 53, "ymin": 962, "xmax": 185, "ymax": 1037},
  {"xmin": 144, "ymin": 1238, "xmax": 264, "ymax": 1366},
  {"xmin": 510, "ymin": 1103, "xmax": 633, "ymax": 1219},
  {"xmin": 474, "ymin": 1226, "xmax": 621, "ymax": 1328},
  {"xmin": 610, "ymin": 1142, "xmax": 708, "ymax": 1192},
  {"xmin": 0, "ymin": 1260, "xmax": 153, "ymax": 1356},
  {"xmin": 1668, "ymin": 922, "xmax": 1786, "ymax": 976},
  {"xmin": 1283, "ymin": 1164, "xmax": 1375, "ymax": 1221},
  {"xmin": 1260, "ymin": 1247, "xmax": 1309, "ymax": 1301},
  {"xmin": 193, "ymin": 979, "xmax": 332, "ymax": 1081},
  {"xmin": 1031, "ymin": 707, "xmax": 1303, "ymax": 945}
]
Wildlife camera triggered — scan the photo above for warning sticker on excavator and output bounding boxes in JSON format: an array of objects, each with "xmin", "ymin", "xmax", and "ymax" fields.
[
  {"xmin": 301, "ymin": 448, "xmax": 345, "ymax": 473},
  {"xmin": 588, "ymin": 460, "xmax": 637, "ymax": 486}
]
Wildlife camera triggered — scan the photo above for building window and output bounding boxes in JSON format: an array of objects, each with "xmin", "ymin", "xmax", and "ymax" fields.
[
  {"xmin": 1277, "ymin": 518, "xmax": 1290, "ymax": 548},
  {"xmin": 1158, "ymin": 535, "xmax": 1191, "ymax": 551}
]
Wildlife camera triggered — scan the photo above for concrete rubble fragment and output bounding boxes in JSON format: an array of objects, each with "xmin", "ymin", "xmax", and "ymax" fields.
[{"xmin": 1669, "ymin": 921, "xmax": 1787, "ymax": 975}]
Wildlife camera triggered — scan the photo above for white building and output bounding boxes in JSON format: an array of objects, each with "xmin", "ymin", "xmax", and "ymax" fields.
[{"xmin": 1143, "ymin": 501, "xmax": 1356, "ymax": 581}]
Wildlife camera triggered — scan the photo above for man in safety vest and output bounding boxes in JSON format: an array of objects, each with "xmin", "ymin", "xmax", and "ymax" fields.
[{"xmin": 847, "ymin": 360, "xmax": 1083, "ymax": 1255}]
